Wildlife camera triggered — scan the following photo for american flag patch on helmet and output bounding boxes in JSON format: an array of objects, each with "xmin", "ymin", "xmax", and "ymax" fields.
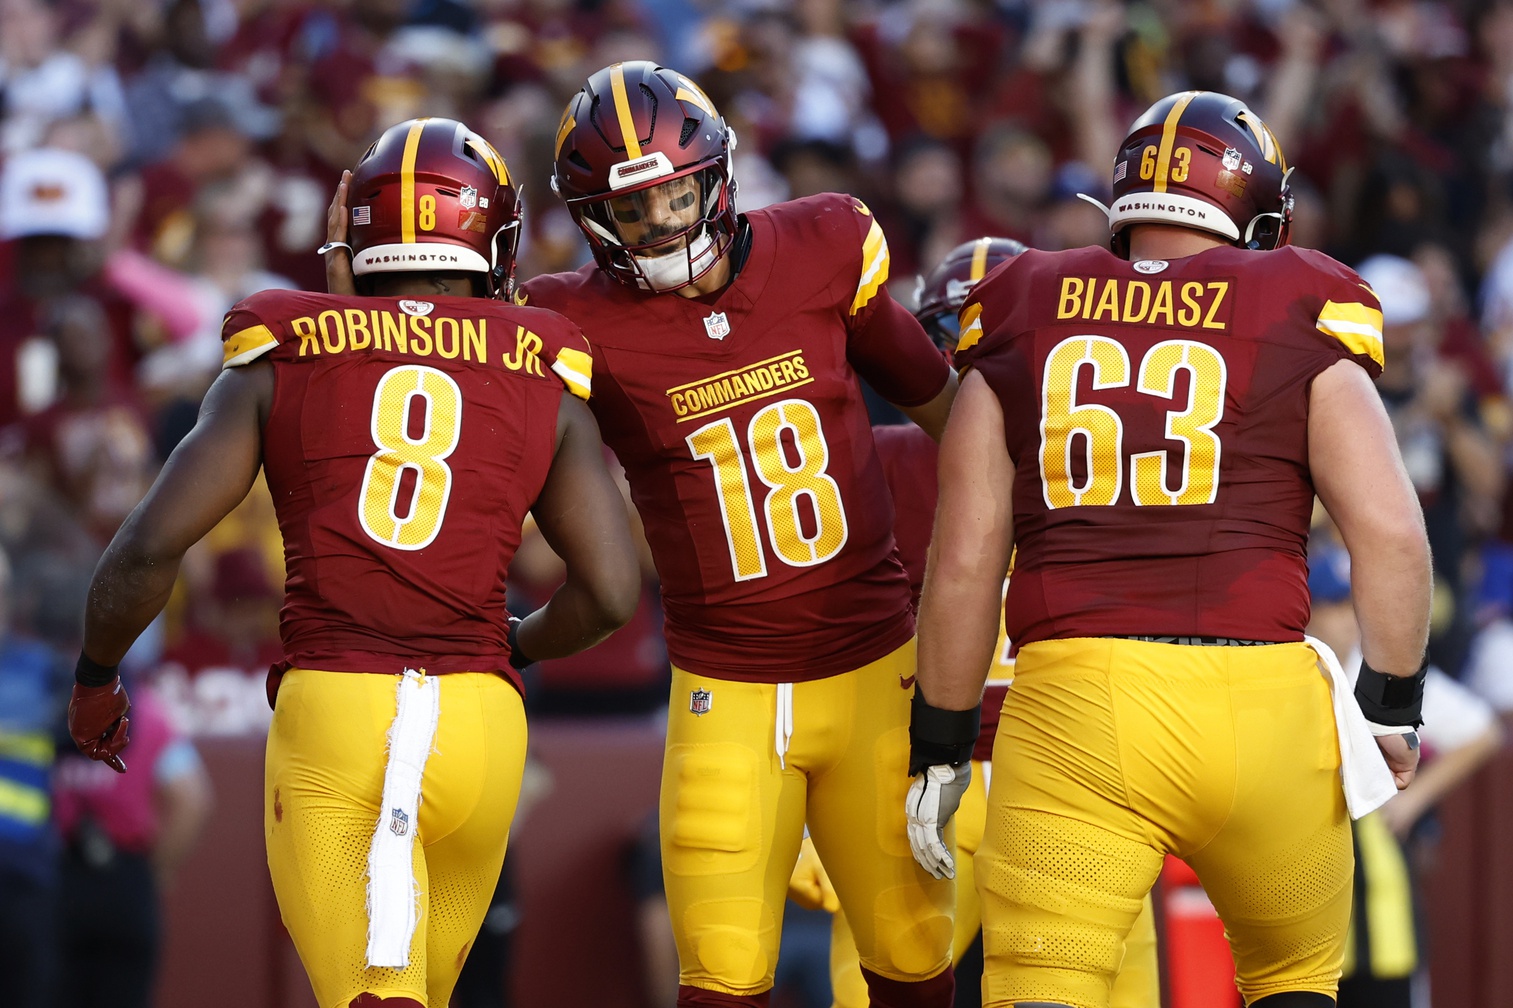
[{"xmin": 352, "ymin": 206, "xmax": 372, "ymax": 225}]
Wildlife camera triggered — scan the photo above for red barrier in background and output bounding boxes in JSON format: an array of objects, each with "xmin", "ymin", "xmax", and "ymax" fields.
[{"xmin": 154, "ymin": 716, "xmax": 1511, "ymax": 1008}]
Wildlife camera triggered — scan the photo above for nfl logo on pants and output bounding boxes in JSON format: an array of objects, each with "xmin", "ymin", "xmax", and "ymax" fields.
[
  {"xmin": 389, "ymin": 808, "xmax": 410, "ymax": 836},
  {"xmin": 689, "ymin": 689, "xmax": 712, "ymax": 716}
]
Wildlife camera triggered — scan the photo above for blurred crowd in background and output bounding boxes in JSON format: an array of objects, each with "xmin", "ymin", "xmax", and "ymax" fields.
[{"xmin": 5, "ymin": 0, "xmax": 1513, "ymax": 1004}]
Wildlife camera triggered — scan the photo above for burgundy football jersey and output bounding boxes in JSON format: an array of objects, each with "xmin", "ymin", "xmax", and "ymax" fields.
[
  {"xmin": 955, "ymin": 244, "xmax": 1384, "ymax": 650},
  {"xmin": 872, "ymin": 421, "xmax": 1008, "ymax": 757},
  {"xmin": 220, "ymin": 288, "xmax": 594, "ymax": 683},
  {"xmin": 871, "ymin": 423, "xmax": 938, "ymax": 606},
  {"xmin": 522, "ymin": 193, "xmax": 950, "ymax": 681}
]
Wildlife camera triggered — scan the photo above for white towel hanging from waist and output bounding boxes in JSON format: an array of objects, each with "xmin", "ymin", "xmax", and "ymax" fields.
[
  {"xmin": 365, "ymin": 667, "xmax": 440, "ymax": 967},
  {"xmin": 1305, "ymin": 635, "xmax": 1398, "ymax": 819}
]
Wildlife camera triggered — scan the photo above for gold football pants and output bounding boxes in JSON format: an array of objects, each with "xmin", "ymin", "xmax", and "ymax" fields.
[
  {"xmin": 265, "ymin": 668, "xmax": 527, "ymax": 1008},
  {"xmin": 663, "ymin": 639, "xmax": 954, "ymax": 998},
  {"xmin": 980, "ymin": 637, "xmax": 1353, "ymax": 1007},
  {"xmin": 826, "ymin": 760, "xmax": 1160, "ymax": 1008}
]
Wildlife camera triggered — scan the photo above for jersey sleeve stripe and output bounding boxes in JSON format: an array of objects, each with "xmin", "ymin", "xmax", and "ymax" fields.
[
  {"xmin": 849, "ymin": 218, "xmax": 890, "ymax": 315},
  {"xmin": 1316, "ymin": 300, "xmax": 1384, "ymax": 366},
  {"xmin": 551, "ymin": 347, "xmax": 593, "ymax": 400},
  {"xmin": 222, "ymin": 324, "xmax": 279, "ymax": 367},
  {"xmin": 955, "ymin": 302, "xmax": 985, "ymax": 355}
]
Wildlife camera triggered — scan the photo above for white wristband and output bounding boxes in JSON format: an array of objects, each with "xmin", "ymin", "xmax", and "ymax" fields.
[{"xmin": 1367, "ymin": 722, "xmax": 1418, "ymax": 737}]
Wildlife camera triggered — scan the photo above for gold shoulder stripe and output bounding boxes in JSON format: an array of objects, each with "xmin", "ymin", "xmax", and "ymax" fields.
[
  {"xmin": 551, "ymin": 346, "xmax": 593, "ymax": 400},
  {"xmin": 1316, "ymin": 299, "xmax": 1384, "ymax": 367},
  {"xmin": 849, "ymin": 217, "xmax": 889, "ymax": 315},
  {"xmin": 956, "ymin": 302, "xmax": 985, "ymax": 354},
  {"xmin": 223, "ymin": 324, "xmax": 279, "ymax": 367}
]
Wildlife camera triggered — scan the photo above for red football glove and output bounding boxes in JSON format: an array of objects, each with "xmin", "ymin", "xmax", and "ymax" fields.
[{"xmin": 68, "ymin": 677, "xmax": 131, "ymax": 773}]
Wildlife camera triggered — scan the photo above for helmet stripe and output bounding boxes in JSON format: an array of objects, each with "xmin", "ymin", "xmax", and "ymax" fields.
[
  {"xmin": 674, "ymin": 82, "xmax": 716, "ymax": 118},
  {"xmin": 970, "ymin": 237, "xmax": 992, "ymax": 280},
  {"xmin": 399, "ymin": 119, "xmax": 427, "ymax": 244},
  {"xmin": 554, "ymin": 112, "xmax": 576, "ymax": 161},
  {"xmin": 1153, "ymin": 91, "xmax": 1198, "ymax": 194},
  {"xmin": 466, "ymin": 136, "xmax": 510, "ymax": 184},
  {"xmin": 609, "ymin": 64, "xmax": 644, "ymax": 160}
]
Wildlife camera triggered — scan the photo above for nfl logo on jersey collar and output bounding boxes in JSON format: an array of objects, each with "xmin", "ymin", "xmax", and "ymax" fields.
[
  {"xmin": 703, "ymin": 311, "xmax": 730, "ymax": 340},
  {"xmin": 689, "ymin": 688, "xmax": 713, "ymax": 715}
]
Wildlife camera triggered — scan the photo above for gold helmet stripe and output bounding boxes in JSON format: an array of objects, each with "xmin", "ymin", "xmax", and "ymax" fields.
[
  {"xmin": 466, "ymin": 136, "xmax": 510, "ymax": 184},
  {"xmin": 400, "ymin": 118, "xmax": 428, "ymax": 244},
  {"xmin": 970, "ymin": 237, "xmax": 992, "ymax": 280},
  {"xmin": 674, "ymin": 75, "xmax": 717, "ymax": 117},
  {"xmin": 1153, "ymin": 91, "xmax": 1198, "ymax": 194},
  {"xmin": 554, "ymin": 110, "xmax": 576, "ymax": 161},
  {"xmin": 609, "ymin": 64, "xmax": 643, "ymax": 160}
]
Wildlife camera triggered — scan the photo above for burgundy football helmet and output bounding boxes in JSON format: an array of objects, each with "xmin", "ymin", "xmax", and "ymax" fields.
[
  {"xmin": 551, "ymin": 61, "xmax": 738, "ymax": 292},
  {"xmin": 348, "ymin": 117, "xmax": 522, "ymax": 298},
  {"xmin": 1095, "ymin": 91, "xmax": 1292, "ymax": 257},
  {"xmin": 914, "ymin": 236, "xmax": 1027, "ymax": 355}
]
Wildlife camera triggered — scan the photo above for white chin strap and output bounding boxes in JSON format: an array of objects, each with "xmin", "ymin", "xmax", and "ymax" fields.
[{"xmin": 635, "ymin": 229, "xmax": 718, "ymax": 292}]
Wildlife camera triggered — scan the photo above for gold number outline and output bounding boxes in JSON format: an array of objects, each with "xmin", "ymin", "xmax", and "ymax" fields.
[
  {"xmin": 685, "ymin": 398, "xmax": 849, "ymax": 581},
  {"xmin": 1039, "ymin": 335, "xmax": 1228, "ymax": 508},
  {"xmin": 357, "ymin": 364, "xmax": 461, "ymax": 550}
]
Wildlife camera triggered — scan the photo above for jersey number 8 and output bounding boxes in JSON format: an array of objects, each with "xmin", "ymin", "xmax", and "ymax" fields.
[{"xmin": 358, "ymin": 364, "xmax": 462, "ymax": 550}]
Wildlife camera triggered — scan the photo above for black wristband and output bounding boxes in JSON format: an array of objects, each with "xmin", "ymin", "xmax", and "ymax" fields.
[
  {"xmin": 908, "ymin": 690, "xmax": 980, "ymax": 776},
  {"xmin": 1354, "ymin": 654, "xmax": 1429, "ymax": 728},
  {"xmin": 74, "ymin": 653, "xmax": 119, "ymax": 688},
  {"xmin": 506, "ymin": 617, "xmax": 534, "ymax": 671}
]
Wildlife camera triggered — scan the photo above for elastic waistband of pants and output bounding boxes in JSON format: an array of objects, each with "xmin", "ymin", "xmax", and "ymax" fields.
[{"xmin": 1104, "ymin": 635, "xmax": 1278, "ymax": 647}]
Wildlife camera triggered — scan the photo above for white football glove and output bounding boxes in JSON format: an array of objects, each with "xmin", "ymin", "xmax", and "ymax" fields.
[{"xmin": 905, "ymin": 762, "xmax": 971, "ymax": 879}]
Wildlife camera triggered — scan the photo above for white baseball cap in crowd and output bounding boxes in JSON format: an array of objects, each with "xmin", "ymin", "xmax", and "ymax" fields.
[
  {"xmin": 0, "ymin": 148, "xmax": 109, "ymax": 241},
  {"xmin": 1355, "ymin": 253, "xmax": 1430, "ymax": 327}
]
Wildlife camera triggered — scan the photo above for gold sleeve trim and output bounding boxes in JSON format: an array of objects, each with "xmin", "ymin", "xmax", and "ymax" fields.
[
  {"xmin": 223, "ymin": 324, "xmax": 279, "ymax": 368},
  {"xmin": 1316, "ymin": 300, "xmax": 1384, "ymax": 368}
]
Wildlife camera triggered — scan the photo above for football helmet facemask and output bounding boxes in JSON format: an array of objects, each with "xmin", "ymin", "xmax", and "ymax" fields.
[
  {"xmin": 551, "ymin": 61, "xmax": 738, "ymax": 292},
  {"xmin": 348, "ymin": 117, "xmax": 522, "ymax": 298},
  {"xmin": 1085, "ymin": 91, "xmax": 1293, "ymax": 258},
  {"xmin": 914, "ymin": 236, "xmax": 1028, "ymax": 357}
]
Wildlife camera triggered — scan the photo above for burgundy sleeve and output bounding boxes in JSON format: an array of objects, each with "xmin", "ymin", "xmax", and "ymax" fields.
[{"xmin": 846, "ymin": 292, "xmax": 950, "ymax": 407}]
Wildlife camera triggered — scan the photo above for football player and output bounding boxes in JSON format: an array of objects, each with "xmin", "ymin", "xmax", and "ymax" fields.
[
  {"xmin": 66, "ymin": 117, "xmax": 640, "ymax": 1008},
  {"xmin": 907, "ymin": 90, "xmax": 1432, "ymax": 1008},
  {"xmin": 796, "ymin": 237, "xmax": 1158, "ymax": 1008},
  {"xmin": 525, "ymin": 61, "xmax": 960, "ymax": 1008}
]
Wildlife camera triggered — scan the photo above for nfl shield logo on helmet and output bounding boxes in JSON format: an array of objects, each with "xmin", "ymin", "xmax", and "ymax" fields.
[
  {"xmin": 689, "ymin": 688, "xmax": 713, "ymax": 716},
  {"xmin": 459, "ymin": 185, "xmax": 478, "ymax": 210},
  {"xmin": 389, "ymin": 807, "xmax": 410, "ymax": 837},
  {"xmin": 702, "ymin": 312, "xmax": 730, "ymax": 340}
]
